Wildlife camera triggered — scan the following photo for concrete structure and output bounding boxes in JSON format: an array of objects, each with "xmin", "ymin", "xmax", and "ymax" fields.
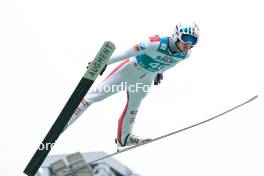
[{"xmin": 38, "ymin": 151, "xmax": 140, "ymax": 176}]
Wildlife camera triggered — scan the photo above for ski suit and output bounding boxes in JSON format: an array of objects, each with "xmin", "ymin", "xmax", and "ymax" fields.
[{"xmin": 66, "ymin": 35, "xmax": 191, "ymax": 145}]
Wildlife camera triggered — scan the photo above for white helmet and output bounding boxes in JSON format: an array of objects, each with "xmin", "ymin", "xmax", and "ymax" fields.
[{"xmin": 172, "ymin": 21, "xmax": 200, "ymax": 46}]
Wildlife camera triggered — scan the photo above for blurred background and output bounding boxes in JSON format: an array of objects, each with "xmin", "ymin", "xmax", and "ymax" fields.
[{"xmin": 0, "ymin": 0, "xmax": 263, "ymax": 175}]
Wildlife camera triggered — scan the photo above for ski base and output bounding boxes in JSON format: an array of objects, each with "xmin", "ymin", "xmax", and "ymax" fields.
[{"xmin": 23, "ymin": 41, "xmax": 115, "ymax": 176}]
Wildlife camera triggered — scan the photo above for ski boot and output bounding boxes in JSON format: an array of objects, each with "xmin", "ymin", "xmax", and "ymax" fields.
[{"xmin": 115, "ymin": 134, "xmax": 152, "ymax": 151}]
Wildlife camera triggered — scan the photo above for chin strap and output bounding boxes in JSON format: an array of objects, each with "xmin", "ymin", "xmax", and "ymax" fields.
[{"xmin": 169, "ymin": 37, "xmax": 182, "ymax": 53}]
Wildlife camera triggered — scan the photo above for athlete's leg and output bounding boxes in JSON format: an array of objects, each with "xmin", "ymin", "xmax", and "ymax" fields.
[
  {"xmin": 64, "ymin": 59, "xmax": 130, "ymax": 131},
  {"xmin": 117, "ymin": 73, "xmax": 155, "ymax": 146}
]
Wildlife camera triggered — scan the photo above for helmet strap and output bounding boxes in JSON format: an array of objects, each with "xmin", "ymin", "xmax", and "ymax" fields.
[
  {"xmin": 169, "ymin": 37, "xmax": 179, "ymax": 53},
  {"xmin": 175, "ymin": 40, "xmax": 183, "ymax": 52}
]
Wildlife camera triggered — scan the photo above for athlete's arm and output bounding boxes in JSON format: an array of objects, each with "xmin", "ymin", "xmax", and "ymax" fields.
[
  {"xmin": 107, "ymin": 46, "xmax": 139, "ymax": 65},
  {"xmin": 107, "ymin": 38, "xmax": 157, "ymax": 65}
]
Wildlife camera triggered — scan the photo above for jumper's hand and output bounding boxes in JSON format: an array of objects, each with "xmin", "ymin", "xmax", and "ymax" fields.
[{"xmin": 154, "ymin": 73, "xmax": 163, "ymax": 85}]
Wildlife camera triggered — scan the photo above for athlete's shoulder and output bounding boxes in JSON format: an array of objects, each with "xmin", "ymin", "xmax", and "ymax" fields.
[
  {"xmin": 148, "ymin": 35, "xmax": 161, "ymax": 43},
  {"xmin": 133, "ymin": 35, "xmax": 169, "ymax": 53},
  {"xmin": 133, "ymin": 35, "xmax": 160, "ymax": 53},
  {"xmin": 148, "ymin": 35, "xmax": 170, "ymax": 43},
  {"xmin": 146, "ymin": 35, "xmax": 168, "ymax": 49}
]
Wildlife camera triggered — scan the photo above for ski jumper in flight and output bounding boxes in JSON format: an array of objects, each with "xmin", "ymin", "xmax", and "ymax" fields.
[{"xmin": 65, "ymin": 21, "xmax": 200, "ymax": 147}]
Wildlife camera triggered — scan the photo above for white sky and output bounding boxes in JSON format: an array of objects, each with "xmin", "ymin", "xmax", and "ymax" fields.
[{"xmin": 1, "ymin": 0, "xmax": 264, "ymax": 175}]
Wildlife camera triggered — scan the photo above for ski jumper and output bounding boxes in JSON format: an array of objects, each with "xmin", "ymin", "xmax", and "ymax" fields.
[{"xmin": 66, "ymin": 35, "xmax": 191, "ymax": 145}]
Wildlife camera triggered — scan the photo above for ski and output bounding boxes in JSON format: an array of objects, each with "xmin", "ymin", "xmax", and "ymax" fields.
[
  {"xmin": 23, "ymin": 41, "xmax": 115, "ymax": 176},
  {"xmin": 64, "ymin": 95, "xmax": 258, "ymax": 173}
]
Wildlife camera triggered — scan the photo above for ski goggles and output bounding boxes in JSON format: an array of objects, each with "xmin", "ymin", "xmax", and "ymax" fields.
[{"xmin": 178, "ymin": 33, "xmax": 198, "ymax": 46}]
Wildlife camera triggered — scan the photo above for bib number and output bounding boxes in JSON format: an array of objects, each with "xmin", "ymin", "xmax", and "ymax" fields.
[{"xmin": 149, "ymin": 63, "xmax": 168, "ymax": 71}]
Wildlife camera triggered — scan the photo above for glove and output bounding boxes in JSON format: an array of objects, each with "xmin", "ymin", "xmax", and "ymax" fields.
[
  {"xmin": 86, "ymin": 62, "xmax": 92, "ymax": 69},
  {"xmin": 86, "ymin": 62, "xmax": 107, "ymax": 76},
  {"xmin": 154, "ymin": 73, "xmax": 163, "ymax": 85}
]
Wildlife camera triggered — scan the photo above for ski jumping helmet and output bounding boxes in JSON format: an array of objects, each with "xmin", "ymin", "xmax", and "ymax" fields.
[{"xmin": 172, "ymin": 21, "xmax": 200, "ymax": 46}]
